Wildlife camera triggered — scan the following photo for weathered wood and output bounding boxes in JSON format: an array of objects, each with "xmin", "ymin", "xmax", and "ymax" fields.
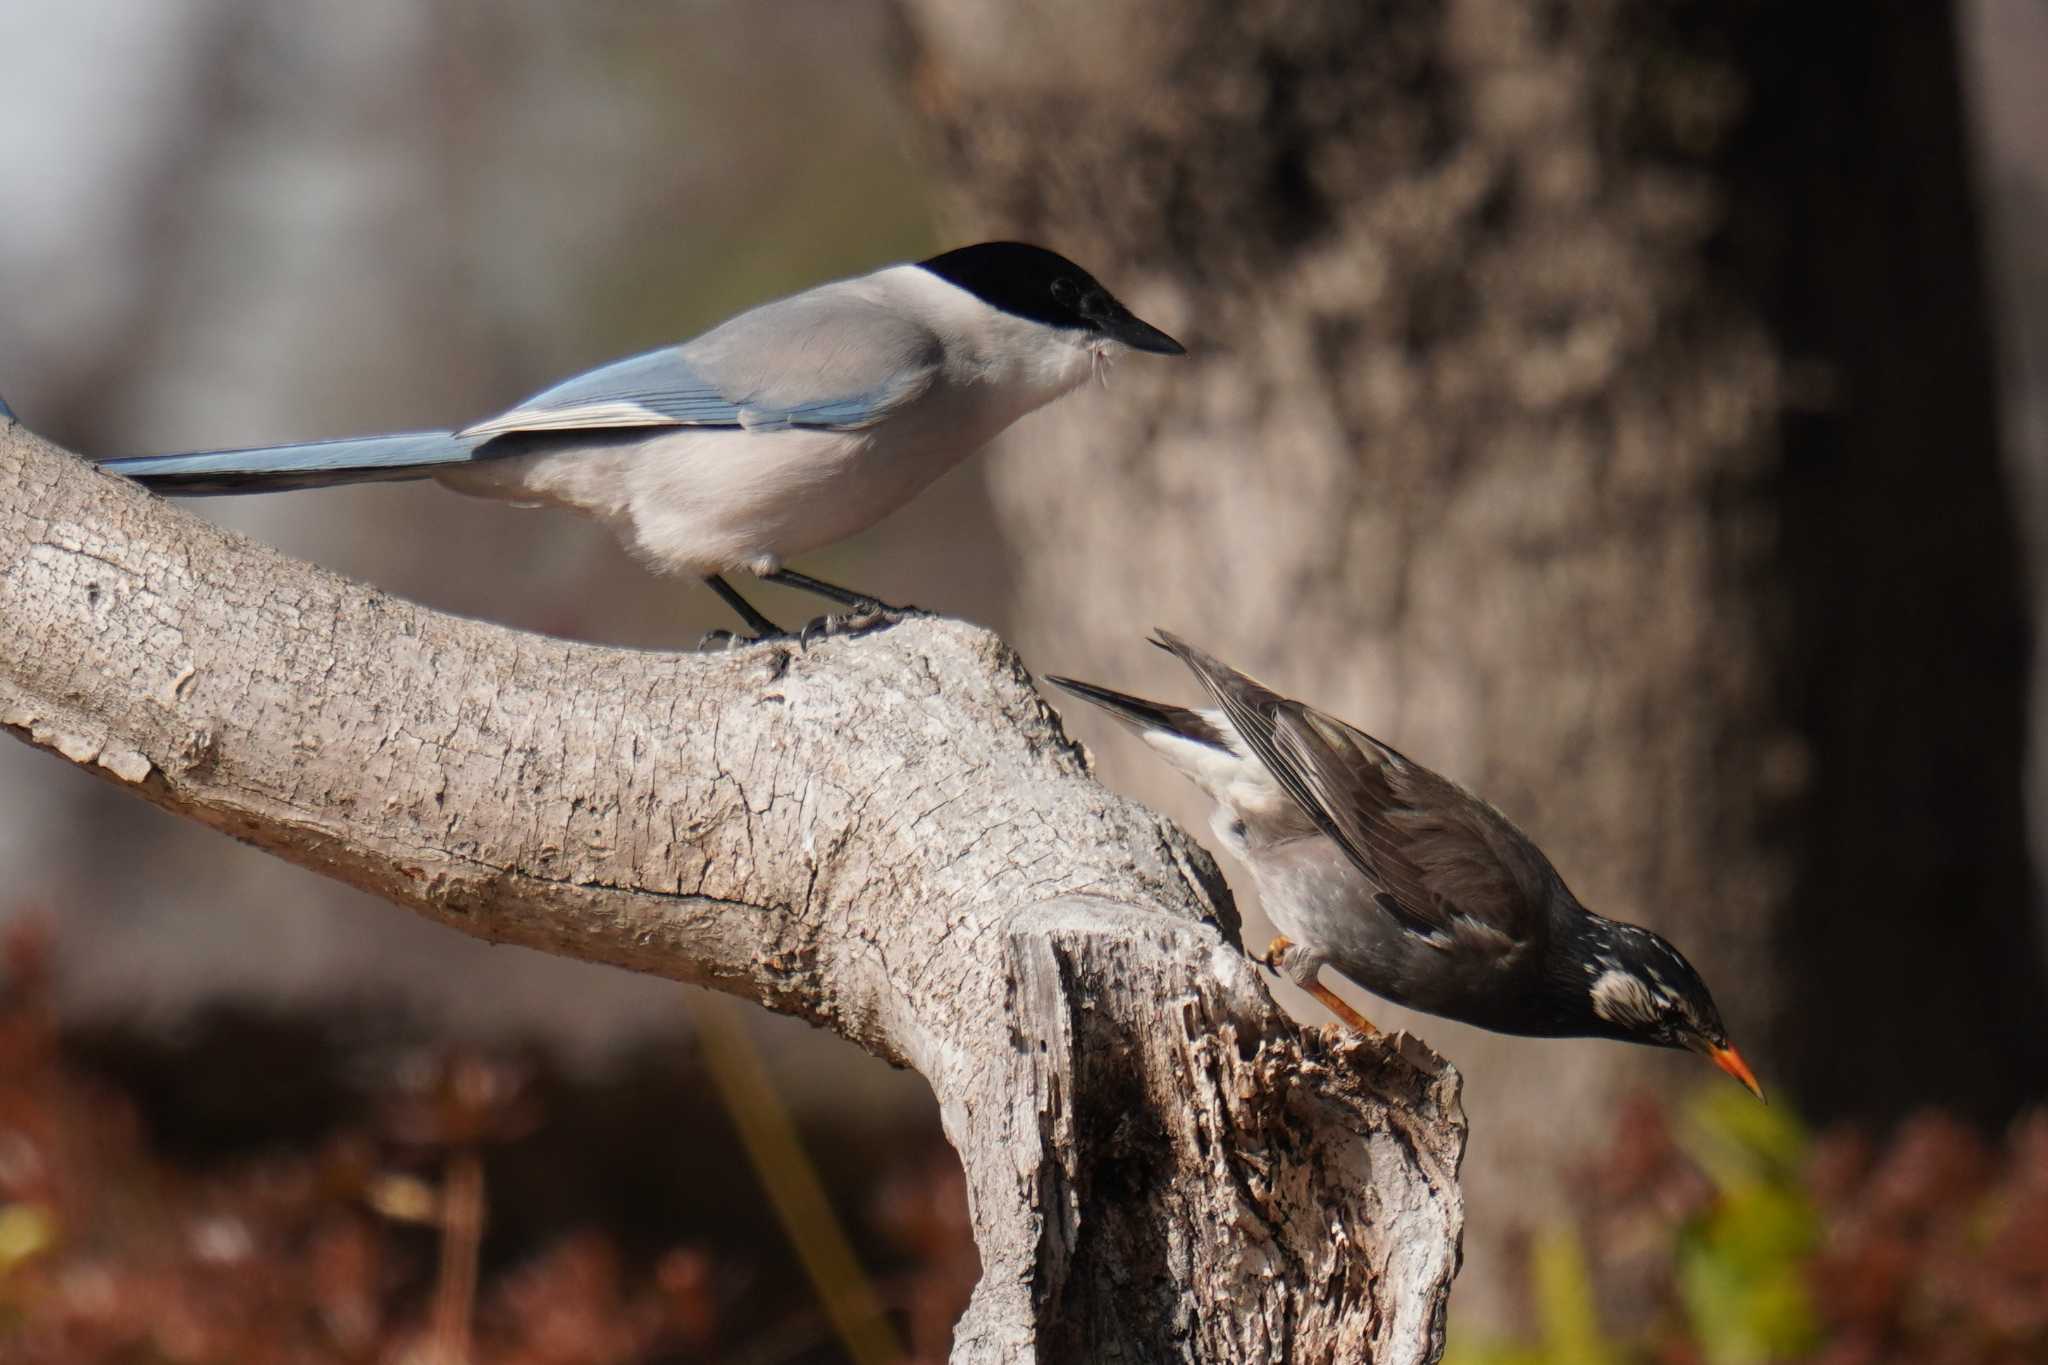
[{"xmin": 1, "ymin": 420, "xmax": 1465, "ymax": 1363}]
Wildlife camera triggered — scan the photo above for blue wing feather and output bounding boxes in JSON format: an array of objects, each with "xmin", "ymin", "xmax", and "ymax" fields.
[
  {"xmin": 95, "ymin": 430, "xmax": 480, "ymax": 494},
  {"xmin": 462, "ymin": 348, "xmax": 745, "ymax": 435},
  {"xmin": 462, "ymin": 343, "xmax": 928, "ymax": 439}
]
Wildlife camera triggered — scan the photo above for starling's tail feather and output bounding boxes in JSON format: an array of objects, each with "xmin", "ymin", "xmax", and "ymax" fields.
[
  {"xmin": 96, "ymin": 430, "xmax": 484, "ymax": 495},
  {"xmin": 1043, "ymin": 674, "xmax": 1231, "ymax": 751}
]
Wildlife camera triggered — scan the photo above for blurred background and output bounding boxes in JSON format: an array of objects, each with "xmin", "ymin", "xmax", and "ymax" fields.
[{"xmin": 2, "ymin": 2, "xmax": 2046, "ymax": 1361}]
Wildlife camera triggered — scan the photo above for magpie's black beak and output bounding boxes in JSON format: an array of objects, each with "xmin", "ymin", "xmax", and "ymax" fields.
[
  {"xmin": 1085, "ymin": 292, "xmax": 1186, "ymax": 355},
  {"xmin": 1107, "ymin": 312, "xmax": 1187, "ymax": 356}
]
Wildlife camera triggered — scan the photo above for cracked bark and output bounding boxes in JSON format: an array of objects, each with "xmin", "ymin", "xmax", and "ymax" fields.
[{"xmin": 1, "ymin": 420, "xmax": 1464, "ymax": 1363}]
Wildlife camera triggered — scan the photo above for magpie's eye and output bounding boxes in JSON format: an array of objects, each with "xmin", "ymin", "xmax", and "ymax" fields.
[{"xmin": 1050, "ymin": 277, "xmax": 1081, "ymax": 307}]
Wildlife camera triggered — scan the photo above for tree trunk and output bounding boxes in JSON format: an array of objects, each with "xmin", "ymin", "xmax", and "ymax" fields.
[
  {"xmin": 895, "ymin": 0, "xmax": 2045, "ymax": 1324},
  {"xmin": 1, "ymin": 421, "xmax": 1465, "ymax": 1363}
]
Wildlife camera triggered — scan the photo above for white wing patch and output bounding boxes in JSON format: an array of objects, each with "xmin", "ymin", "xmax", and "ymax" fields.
[{"xmin": 464, "ymin": 399, "xmax": 686, "ymax": 438}]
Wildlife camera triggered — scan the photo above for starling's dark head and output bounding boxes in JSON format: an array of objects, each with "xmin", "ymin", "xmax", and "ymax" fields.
[
  {"xmin": 917, "ymin": 242, "xmax": 1186, "ymax": 356},
  {"xmin": 1572, "ymin": 919, "xmax": 1763, "ymax": 1100}
]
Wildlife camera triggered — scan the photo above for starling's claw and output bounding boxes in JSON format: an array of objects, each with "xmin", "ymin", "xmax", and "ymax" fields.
[{"xmin": 1254, "ymin": 936, "xmax": 1379, "ymax": 1034}]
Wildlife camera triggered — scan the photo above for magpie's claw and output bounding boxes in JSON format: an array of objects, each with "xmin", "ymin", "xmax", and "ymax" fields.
[{"xmin": 796, "ymin": 603, "xmax": 927, "ymax": 648}]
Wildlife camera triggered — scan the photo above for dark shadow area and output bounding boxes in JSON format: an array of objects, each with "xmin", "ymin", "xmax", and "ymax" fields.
[{"xmin": 1702, "ymin": 2, "xmax": 2048, "ymax": 1122}]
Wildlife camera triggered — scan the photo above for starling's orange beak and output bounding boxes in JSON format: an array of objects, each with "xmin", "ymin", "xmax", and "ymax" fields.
[{"xmin": 1710, "ymin": 1044, "xmax": 1765, "ymax": 1102}]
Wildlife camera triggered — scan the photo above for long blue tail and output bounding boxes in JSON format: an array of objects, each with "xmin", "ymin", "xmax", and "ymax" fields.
[{"xmin": 95, "ymin": 430, "xmax": 485, "ymax": 495}]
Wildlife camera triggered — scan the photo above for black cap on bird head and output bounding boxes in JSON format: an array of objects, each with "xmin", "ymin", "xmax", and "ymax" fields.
[{"xmin": 917, "ymin": 242, "xmax": 1186, "ymax": 355}]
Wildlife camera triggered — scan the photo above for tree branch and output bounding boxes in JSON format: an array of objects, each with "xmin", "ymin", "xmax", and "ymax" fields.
[{"xmin": 0, "ymin": 419, "xmax": 1464, "ymax": 1363}]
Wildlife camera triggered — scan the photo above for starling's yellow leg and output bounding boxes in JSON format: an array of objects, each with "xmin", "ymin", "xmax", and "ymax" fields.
[
  {"xmin": 1304, "ymin": 981, "xmax": 1379, "ymax": 1035},
  {"xmin": 1261, "ymin": 936, "xmax": 1379, "ymax": 1035}
]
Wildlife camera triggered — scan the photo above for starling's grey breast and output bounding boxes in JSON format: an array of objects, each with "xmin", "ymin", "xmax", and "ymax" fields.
[
  {"xmin": 1245, "ymin": 828, "xmax": 1540, "ymax": 1019},
  {"xmin": 1247, "ymin": 835, "xmax": 1402, "ymax": 976}
]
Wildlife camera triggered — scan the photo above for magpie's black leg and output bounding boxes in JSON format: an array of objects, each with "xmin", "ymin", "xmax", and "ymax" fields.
[
  {"xmin": 700, "ymin": 574, "xmax": 788, "ymax": 647},
  {"xmin": 762, "ymin": 569, "xmax": 928, "ymax": 645},
  {"xmin": 760, "ymin": 569, "xmax": 908, "ymax": 614}
]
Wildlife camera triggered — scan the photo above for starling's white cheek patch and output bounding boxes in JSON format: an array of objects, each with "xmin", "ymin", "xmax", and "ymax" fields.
[{"xmin": 1590, "ymin": 969, "xmax": 1661, "ymax": 1028}]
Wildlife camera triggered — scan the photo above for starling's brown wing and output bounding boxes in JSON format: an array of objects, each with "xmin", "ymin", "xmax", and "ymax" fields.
[
  {"xmin": 1155, "ymin": 631, "xmax": 1534, "ymax": 954},
  {"xmin": 1271, "ymin": 708, "xmax": 1533, "ymax": 954}
]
